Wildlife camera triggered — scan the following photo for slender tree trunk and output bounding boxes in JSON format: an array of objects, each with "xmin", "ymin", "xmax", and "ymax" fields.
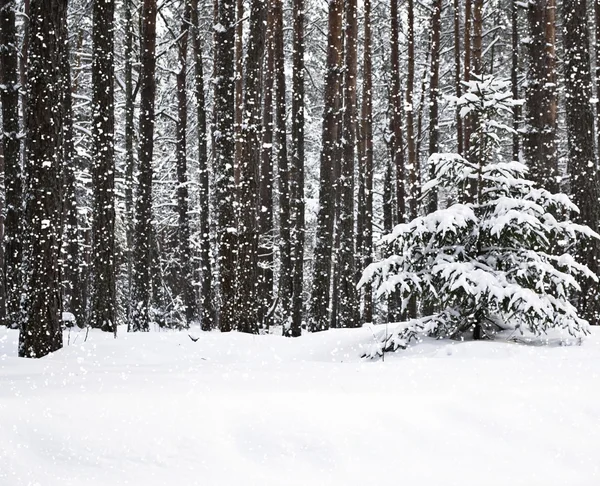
[
  {"xmin": 130, "ymin": 0, "xmax": 157, "ymax": 332},
  {"xmin": 406, "ymin": 0, "xmax": 418, "ymax": 220},
  {"xmin": 454, "ymin": 0, "xmax": 464, "ymax": 154},
  {"xmin": 124, "ymin": 0, "xmax": 135, "ymax": 322},
  {"xmin": 175, "ymin": 0, "xmax": 195, "ymax": 324},
  {"xmin": 337, "ymin": 0, "xmax": 359, "ymax": 328},
  {"xmin": 391, "ymin": 0, "xmax": 406, "ymax": 224},
  {"xmin": 525, "ymin": 0, "xmax": 558, "ymax": 191},
  {"xmin": 464, "ymin": 0, "xmax": 473, "ymax": 160},
  {"xmin": 19, "ymin": 0, "xmax": 67, "ymax": 358},
  {"xmin": 192, "ymin": 0, "xmax": 214, "ymax": 331},
  {"xmin": 290, "ymin": 0, "xmax": 306, "ymax": 336},
  {"xmin": 60, "ymin": 14, "xmax": 83, "ymax": 327},
  {"xmin": 273, "ymin": 0, "xmax": 292, "ymax": 330},
  {"xmin": 259, "ymin": 3, "xmax": 275, "ymax": 329},
  {"xmin": 357, "ymin": 0, "xmax": 374, "ymax": 324},
  {"xmin": 563, "ymin": 0, "xmax": 600, "ymax": 324},
  {"xmin": 511, "ymin": 0, "xmax": 520, "ymax": 161},
  {"xmin": 234, "ymin": 0, "xmax": 243, "ymax": 186},
  {"xmin": 235, "ymin": 0, "xmax": 266, "ymax": 335},
  {"xmin": 90, "ymin": 0, "xmax": 116, "ymax": 333},
  {"xmin": 428, "ymin": 0, "xmax": 442, "ymax": 213},
  {"xmin": 307, "ymin": 0, "xmax": 344, "ymax": 332},
  {"xmin": 473, "ymin": 0, "xmax": 483, "ymax": 76},
  {"xmin": 214, "ymin": 0, "xmax": 237, "ymax": 332},
  {"xmin": 0, "ymin": 0, "xmax": 22, "ymax": 329}
]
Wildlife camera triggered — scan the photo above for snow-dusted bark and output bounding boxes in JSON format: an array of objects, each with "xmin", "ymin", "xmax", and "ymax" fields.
[
  {"xmin": 0, "ymin": 0, "xmax": 22, "ymax": 329},
  {"xmin": 307, "ymin": 0, "xmax": 343, "ymax": 333},
  {"xmin": 19, "ymin": 0, "xmax": 68, "ymax": 357},
  {"xmin": 130, "ymin": 0, "xmax": 157, "ymax": 332},
  {"xmin": 563, "ymin": 0, "xmax": 600, "ymax": 324},
  {"xmin": 214, "ymin": 0, "xmax": 237, "ymax": 333},
  {"xmin": 90, "ymin": 0, "xmax": 116, "ymax": 333}
]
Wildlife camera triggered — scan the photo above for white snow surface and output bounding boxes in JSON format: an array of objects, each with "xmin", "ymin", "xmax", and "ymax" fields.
[{"xmin": 1, "ymin": 325, "xmax": 599, "ymax": 486}]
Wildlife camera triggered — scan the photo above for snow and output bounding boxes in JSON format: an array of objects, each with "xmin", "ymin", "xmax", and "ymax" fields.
[{"xmin": 1, "ymin": 326, "xmax": 600, "ymax": 485}]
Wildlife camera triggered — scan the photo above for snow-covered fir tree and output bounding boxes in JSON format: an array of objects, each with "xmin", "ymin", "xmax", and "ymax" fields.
[{"xmin": 360, "ymin": 76, "xmax": 599, "ymax": 357}]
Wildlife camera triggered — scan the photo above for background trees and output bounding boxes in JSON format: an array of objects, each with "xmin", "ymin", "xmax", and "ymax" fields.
[{"xmin": 2, "ymin": 0, "xmax": 600, "ymax": 357}]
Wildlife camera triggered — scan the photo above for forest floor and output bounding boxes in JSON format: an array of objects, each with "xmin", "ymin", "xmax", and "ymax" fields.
[{"xmin": 1, "ymin": 324, "xmax": 599, "ymax": 485}]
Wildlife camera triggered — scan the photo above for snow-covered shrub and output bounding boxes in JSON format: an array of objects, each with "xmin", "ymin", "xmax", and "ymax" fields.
[{"xmin": 359, "ymin": 76, "xmax": 599, "ymax": 357}]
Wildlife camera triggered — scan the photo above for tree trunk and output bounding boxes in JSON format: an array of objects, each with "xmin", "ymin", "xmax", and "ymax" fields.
[
  {"xmin": 234, "ymin": 0, "xmax": 243, "ymax": 187},
  {"xmin": 175, "ymin": 0, "xmax": 195, "ymax": 324},
  {"xmin": 337, "ymin": 0, "xmax": 359, "ymax": 328},
  {"xmin": 357, "ymin": 0, "xmax": 374, "ymax": 324},
  {"xmin": 307, "ymin": 0, "xmax": 344, "ymax": 332},
  {"xmin": 235, "ymin": 0, "xmax": 266, "ymax": 335},
  {"xmin": 428, "ymin": 0, "xmax": 442, "ymax": 215},
  {"xmin": 192, "ymin": 0, "xmax": 214, "ymax": 331},
  {"xmin": 259, "ymin": 3, "xmax": 275, "ymax": 329},
  {"xmin": 525, "ymin": 0, "xmax": 558, "ymax": 191},
  {"xmin": 273, "ymin": 0, "xmax": 292, "ymax": 330},
  {"xmin": 0, "ymin": 0, "xmax": 22, "ymax": 329},
  {"xmin": 124, "ymin": 0, "xmax": 135, "ymax": 322},
  {"xmin": 290, "ymin": 0, "xmax": 306, "ymax": 337},
  {"xmin": 563, "ymin": 0, "xmax": 600, "ymax": 324},
  {"xmin": 19, "ymin": 0, "xmax": 67, "ymax": 358},
  {"xmin": 214, "ymin": 0, "xmax": 237, "ymax": 332},
  {"xmin": 511, "ymin": 0, "xmax": 520, "ymax": 161},
  {"xmin": 391, "ymin": 0, "xmax": 406, "ymax": 224},
  {"xmin": 90, "ymin": 0, "xmax": 116, "ymax": 333},
  {"xmin": 60, "ymin": 14, "xmax": 83, "ymax": 328},
  {"xmin": 454, "ymin": 0, "xmax": 464, "ymax": 154},
  {"xmin": 130, "ymin": 0, "xmax": 157, "ymax": 332}
]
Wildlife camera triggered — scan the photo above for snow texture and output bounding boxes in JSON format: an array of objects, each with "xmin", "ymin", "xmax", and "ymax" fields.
[{"xmin": 1, "ymin": 325, "xmax": 599, "ymax": 485}]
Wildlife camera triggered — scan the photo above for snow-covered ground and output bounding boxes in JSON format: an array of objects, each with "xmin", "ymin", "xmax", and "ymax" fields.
[{"xmin": 1, "ymin": 325, "xmax": 599, "ymax": 486}]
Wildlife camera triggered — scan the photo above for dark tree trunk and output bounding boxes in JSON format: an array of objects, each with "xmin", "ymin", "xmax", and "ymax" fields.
[
  {"xmin": 124, "ymin": 0, "xmax": 135, "ymax": 321},
  {"xmin": 511, "ymin": 0, "xmax": 520, "ymax": 161},
  {"xmin": 525, "ymin": 0, "xmax": 558, "ymax": 191},
  {"xmin": 290, "ymin": 0, "xmax": 305, "ymax": 337},
  {"xmin": 60, "ymin": 15, "xmax": 83, "ymax": 327},
  {"xmin": 357, "ymin": 0, "xmax": 374, "ymax": 324},
  {"xmin": 234, "ymin": 0, "xmax": 243, "ymax": 187},
  {"xmin": 19, "ymin": 0, "xmax": 67, "ymax": 358},
  {"xmin": 90, "ymin": 0, "xmax": 116, "ymax": 334},
  {"xmin": 192, "ymin": 0, "xmax": 214, "ymax": 331},
  {"xmin": 235, "ymin": 0, "xmax": 266, "ymax": 335},
  {"xmin": 390, "ymin": 0, "xmax": 406, "ymax": 224},
  {"xmin": 0, "ymin": 0, "xmax": 22, "ymax": 329},
  {"xmin": 273, "ymin": 0, "xmax": 292, "ymax": 329},
  {"xmin": 563, "ymin": 0, "xmax": 600, "ymax": 324},
  {"xmin": 428, "ymin": 0, "xmax": 442, "ymax": 215},
  {"xmin": 307, "ymin": 0, "xmax": 344, "ymax": 332},
  {"xmin": 175, "ymin": 0, "xmax": 195, "ymax": 324},
  {"xmin": 464, "ymin": 0, "xmax": 473, "ymax": 160},
  {"xmin": 130, "ymin": 0, "xmax": 157, "ymax": 332},
  {"xmin": 337, "ymin": 0, "xmax": 359, "ymax": 328},
  {"xmin": 406, "ymin": 0, "xmax": 418, "ymax": 220},
  {"xmin": 259, "ymin": 3, "xmax": 275, "ymax": 329},
  {"xmin": 453, "ymin": 0, "xmax": 464, "ymax": 154},
  {"xmin": 214, "ymin": 0, "xmax": 237, "ymax": 332}
]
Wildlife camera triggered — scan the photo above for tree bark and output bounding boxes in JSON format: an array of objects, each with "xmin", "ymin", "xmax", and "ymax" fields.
[
  {"xmin": 19, "ymin": 0, "xmax": 68, "ymax": 358},
  {"xmin": 0, "ymin": 0, "xmax": 22, "ymax": 329},
  {"xmin": 175, "ymin": 0, "xmax": 196, "ymax": 324},
  {"xmin": 90, "ymin": 0, "xmax": 116, "ymax": 333},
  {"xmin": 290, "ymin": 0, "xmax": 306, "ymax": 337},
  {"xmin": 130, "ymin": 0, "xmax": 158, "ymax": 332},
  {"xmin": 214, "ymin": 0, "xmax": 238, "ymax": 332},
  {"xmin": 192, "ymin": 0, "xmax": 214, "ymax": 331},
  {"xmin": 235, "ymin": 0, "xmax": 266, "ymax": 335},
  {"xmin": 307, "ymin": 0, "xmax": 344, "ymax": 332},
  {"xmin": 563, "ymin": 0, "xmax": 600, "ymax": 324}
]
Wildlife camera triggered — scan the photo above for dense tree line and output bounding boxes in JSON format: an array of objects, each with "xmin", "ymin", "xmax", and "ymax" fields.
[{"xmin": 1, "ymin": 0, "xmax": 600, "ymax": 357}]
